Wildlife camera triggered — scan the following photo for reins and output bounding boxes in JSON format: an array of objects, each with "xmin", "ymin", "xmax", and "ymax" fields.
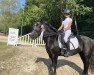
[{"xmin": 43, "ymin": 32, "xmax": 58, "ymax": 37}]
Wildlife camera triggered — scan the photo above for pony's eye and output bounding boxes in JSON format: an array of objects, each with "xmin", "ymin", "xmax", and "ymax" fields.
[{"xmin": 33, "ymin": 22, "xmax": 41, "ymax": 27}]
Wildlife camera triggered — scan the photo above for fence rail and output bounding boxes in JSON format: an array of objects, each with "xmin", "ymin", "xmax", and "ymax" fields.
[{"xmin": 18, "ymin": 33, "xmax": 45, "ymax": 46}]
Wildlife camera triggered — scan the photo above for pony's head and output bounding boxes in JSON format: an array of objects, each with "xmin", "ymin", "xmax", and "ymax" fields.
[
  {"xmin": 29, "ymin": 22, "xmax": 42, "ymax": 39},
  {"xmin": 29, "ymin": 21, "xmax": 57, "ymax": 39}
]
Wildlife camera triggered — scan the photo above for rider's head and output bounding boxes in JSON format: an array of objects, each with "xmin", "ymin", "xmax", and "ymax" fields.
[{"xmin": 63, "ymin": 9, "xmax": 71, "ymax": 18}]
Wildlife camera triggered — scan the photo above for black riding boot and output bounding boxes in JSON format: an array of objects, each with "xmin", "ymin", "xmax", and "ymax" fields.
[
  {"xmin": 60, "ymin": 32, "xmax": 67, "ymax": 55},
  {"xmin": 61, "ymin": 44, "xmax": 67, "ymax": 55},
  {"xmin": 64, "ymin": 42, "xmax": 71, "ymax": 57}
]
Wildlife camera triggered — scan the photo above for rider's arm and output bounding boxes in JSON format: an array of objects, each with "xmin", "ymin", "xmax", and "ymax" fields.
[
  {"xmin": 64, "ymin": 21, "xmax": 72, "ymax": 31},
  {"xmin": 58, "ymin": 24, "xmax": 64, "ymax": 31}
]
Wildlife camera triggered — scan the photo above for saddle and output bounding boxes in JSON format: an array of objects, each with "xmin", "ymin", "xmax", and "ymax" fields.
[
  {"xmin": 58, "ymin": 31, "xmax": 79, "ymax": 50},
  {"xmin": 68, "ymin": 33, "xmax": 75, "ymax": 40}
]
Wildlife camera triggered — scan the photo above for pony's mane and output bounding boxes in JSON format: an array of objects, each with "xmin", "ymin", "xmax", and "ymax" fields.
[{"xmin": 42, "ymin": 21, "xmax": 57, "ymax": 32}]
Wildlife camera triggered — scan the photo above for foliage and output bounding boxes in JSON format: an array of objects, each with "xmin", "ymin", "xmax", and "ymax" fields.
[
  {"xmin": 24, "ymin": 0, "xmax": 92, "ymax": 27},
  {"xmin": 23, "ymin": 0, "xmax": 94, "ymax": 38},
  {"xmin": 0, "ymin": 0, "xmax": 94, "ymax": 38},
  {"xmin": 23, "ymin": 0, "xmax": 47, "ymax": 26},
  {"xmin": 0, "ymin": 0, "xmax": 21, "ymax": 34},
  {"xmin": 76, "ymin": 0, "xmax": 94, "ymax": 38}
]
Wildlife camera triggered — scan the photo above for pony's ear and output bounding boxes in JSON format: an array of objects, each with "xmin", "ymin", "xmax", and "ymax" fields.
[{"xmin": 32, "ymin": 20, "xmax": 37, "ymax": 26}]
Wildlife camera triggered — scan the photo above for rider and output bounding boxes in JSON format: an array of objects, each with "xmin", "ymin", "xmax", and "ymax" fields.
[{"xmin": 58, "ymin": 9, "xmax": 73, "ymax": 57}]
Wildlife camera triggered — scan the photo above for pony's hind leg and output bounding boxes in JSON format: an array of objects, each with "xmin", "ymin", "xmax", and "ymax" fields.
[
  {"xmin": 79, "ymin": 52, "xmax": 89, "ymax": 75},
  {"xmin": 89, "ymin": 48, "xmax": 94, "ymax": 74}
]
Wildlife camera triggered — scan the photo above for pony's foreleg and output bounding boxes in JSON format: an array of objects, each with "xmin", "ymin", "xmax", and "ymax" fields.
[{"xmin": 49, "ymin": 55, "xmax": 58, "ymax": 75}]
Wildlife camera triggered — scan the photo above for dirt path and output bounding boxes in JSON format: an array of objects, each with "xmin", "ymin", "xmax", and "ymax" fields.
[{"xmin": 0, "ymin": 46, "xmax": 91, "ymax": 75}]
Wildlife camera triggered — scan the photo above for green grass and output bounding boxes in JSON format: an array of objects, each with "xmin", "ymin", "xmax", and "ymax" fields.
[
  {"xmin": 0, "ymin": 42, "xmax": 19, "ymax": 61},
  {"xmin": 0, "ymin": 42, "xmax": 8, "ymax": 49}
]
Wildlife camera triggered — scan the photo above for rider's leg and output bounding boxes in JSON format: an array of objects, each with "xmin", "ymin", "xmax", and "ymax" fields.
[
  {"xmin": 64, "ymin": 41, "xmax": 71, "ymax": 57},
  {"xmin": 63, "ymin": 30, "xmax": 71, "ymax": 57},
  {"xmin": 63, "ymin": 30, "xmax": 71, "ymax": 42},
  {"xmin": 61, "ymin": 33, "xmax": 67, "ymax": 49},
  {"xmin": 60, "ymin": 33, "xmax": 67, "ymax": 55}
]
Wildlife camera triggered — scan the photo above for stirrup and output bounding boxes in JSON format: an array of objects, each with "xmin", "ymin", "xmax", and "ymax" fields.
[
  {"xmin": 63, "ymin": 47, "xmax": 67, "ymax": 50},
  {"xmin": 64, "ymin": 51, "xmax": 71, "ymax": 57}
]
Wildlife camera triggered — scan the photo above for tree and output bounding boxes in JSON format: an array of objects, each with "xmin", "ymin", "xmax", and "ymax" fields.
[
  {"xmin": 23, "ymin": 0, "xmax": 47, "ymax": 26},
  {"xmin": 24, "ymin": 0, "xmax": 92, "ymax": 27},
  {"xmin": 76, "ymin": 0, "xmax": 94, "ymax": 38},
  {"xmin": 0, "ymin": 0, "xmax": 21, "ymax": 34}
]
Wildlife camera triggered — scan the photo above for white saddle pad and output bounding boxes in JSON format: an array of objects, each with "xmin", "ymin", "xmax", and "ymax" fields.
[{"xmin": 58, "ymin": 36, "xmax": 79, "ymax": 50}]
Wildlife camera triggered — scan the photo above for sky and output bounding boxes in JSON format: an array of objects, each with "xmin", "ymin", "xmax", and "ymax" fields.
[
  {"xmin": 0, "ymin": 0, "xmax": 26, "ymax": 14},
  {"xmin": 20, "ymin": 0, "xmax": 26, "ymax": 8}
]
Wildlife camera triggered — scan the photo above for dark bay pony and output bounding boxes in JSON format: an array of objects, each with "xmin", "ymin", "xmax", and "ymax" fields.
[{"xmin": 29, "ymin": 21, "xmax": 94, "ymax": 75}]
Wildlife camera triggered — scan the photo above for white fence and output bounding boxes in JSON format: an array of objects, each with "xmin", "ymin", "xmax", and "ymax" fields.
[{"xmin": 18, "ymin": 33, "xmax": 45, "ymax": 46}]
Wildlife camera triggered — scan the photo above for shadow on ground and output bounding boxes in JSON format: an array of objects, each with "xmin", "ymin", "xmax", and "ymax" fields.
[{"xmin": 35, "ymin": 57, "xmax": 83, "ymax": 75}]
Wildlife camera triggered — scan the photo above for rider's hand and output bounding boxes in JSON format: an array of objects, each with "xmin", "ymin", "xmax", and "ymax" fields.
[
  {"xmin": 58, "ymin": 29, "xmax": 61, "ymax": 31},
  {"xmin": 64, "ymin": 28, "xmax": 67, "ymax": 31}
]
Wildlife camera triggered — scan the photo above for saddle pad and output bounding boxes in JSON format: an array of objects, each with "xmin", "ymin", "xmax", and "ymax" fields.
[
  {"xmin": 58, "ymin": 36, "xmax": 79, "ymax": 50},
  {"xmin": 69, "ymin": 37, "xmax": 79, "ymax": 50}
]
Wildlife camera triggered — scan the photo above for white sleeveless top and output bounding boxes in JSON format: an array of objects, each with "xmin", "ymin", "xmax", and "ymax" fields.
[{"xmin": 62, "ymin": 17, "xmax": 72, "ymax": 30}]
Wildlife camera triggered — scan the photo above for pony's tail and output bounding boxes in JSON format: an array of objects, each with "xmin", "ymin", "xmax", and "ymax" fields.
[{"xmin": 89, "ymin": 46, "xmax": 94, "ymax": 74}]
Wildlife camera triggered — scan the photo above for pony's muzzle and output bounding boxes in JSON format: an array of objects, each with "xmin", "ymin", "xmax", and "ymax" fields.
[{"xmin": 29, "ymin": 31, "xmax": 39, "ymax": 39}]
